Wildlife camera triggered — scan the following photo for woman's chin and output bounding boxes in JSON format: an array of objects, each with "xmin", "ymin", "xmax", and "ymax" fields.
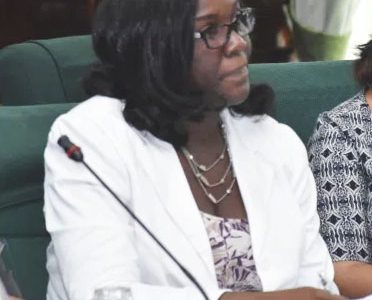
[{"xmin": 224, "ymin": 84, "xmax": 250, "ymax": 107}]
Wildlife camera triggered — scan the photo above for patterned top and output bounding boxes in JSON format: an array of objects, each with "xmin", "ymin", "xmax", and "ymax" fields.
[
  {"xmin": 308, "ymin": 91, "xmax": 372, "ymax": 263},
  {"xmin": 200, "ymin": 211, "xmax": 262, "ymax": 291}
]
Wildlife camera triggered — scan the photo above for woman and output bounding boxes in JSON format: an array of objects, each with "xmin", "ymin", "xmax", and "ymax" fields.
[
  {"xmin": 44, "ymin": 0, "xmax": 342, "ymax": 299},
  {"xmin": 308, "ymin": 39, "xmax": 372, "ymax": 298}
]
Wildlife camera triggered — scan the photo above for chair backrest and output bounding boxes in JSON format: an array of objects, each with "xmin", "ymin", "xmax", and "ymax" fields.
[
  {"xmin": 0, "ymin": 34, "xmax": 360, "ymax": 142},
  {"xmin": 250, "ymin": 60, "xmax": 360, "ymax": 143},
  {"xmin": 0, "ymin": 35, "xmax": 95, "ymax": 105},
  {"xmin": 0, "ymin": 103, "xmax": 75, "ymax": 300}
]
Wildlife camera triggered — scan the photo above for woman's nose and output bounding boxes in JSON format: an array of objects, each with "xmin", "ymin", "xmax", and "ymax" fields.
[{"xmin": 224, "ymin": 31, "xmax": 250, "ymax": 56}]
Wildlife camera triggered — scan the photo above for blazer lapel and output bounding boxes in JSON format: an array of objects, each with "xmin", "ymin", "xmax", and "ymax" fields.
[
  {"xmin": 221, "ymin": 110, "xmax": 274, "ymax": 264},
  {"xmin": 136, "ymin": 134, "xmax": 217, "ymax": 283}
]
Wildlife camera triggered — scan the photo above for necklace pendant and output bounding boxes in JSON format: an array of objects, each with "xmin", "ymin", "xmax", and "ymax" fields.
[
  {"xmin": 200, "ymin": 174, "xmax": 209, "ymax": 185},
  {"xmin": 199, "ymin": 165, "xmax": 206, "ymax": 171},
  {"xmin": 207, "ymin": 193, "xmax": 217, "ymax": 204}
]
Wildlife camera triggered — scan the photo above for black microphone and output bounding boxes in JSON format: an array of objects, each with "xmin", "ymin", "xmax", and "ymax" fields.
[
  {"xmin": 57, "ymin": 135, "xmax": 210, "ymax": 300},
  {"xmin": 58, "ymin": 136, "xmax": 84, "ymax": 162}
]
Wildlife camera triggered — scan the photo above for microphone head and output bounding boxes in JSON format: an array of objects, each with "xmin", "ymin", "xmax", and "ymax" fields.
[
  {"xmin": 57, "ymin": 135, "xmax": 84, "ymax": 162},
  {"xmin": 58, "ymin": 135, "xmax": 73, "ymax": 150}
]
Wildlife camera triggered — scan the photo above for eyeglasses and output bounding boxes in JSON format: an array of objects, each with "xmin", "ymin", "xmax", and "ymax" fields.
[{"xmin": 194, "ymin": 8, "xmax": 255, "ymax": 49}]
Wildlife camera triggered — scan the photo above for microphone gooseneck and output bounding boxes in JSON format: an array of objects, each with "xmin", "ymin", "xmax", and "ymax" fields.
[{"xmin": 57, "ymin": 135, "xmax": 209, "ymax": 300}]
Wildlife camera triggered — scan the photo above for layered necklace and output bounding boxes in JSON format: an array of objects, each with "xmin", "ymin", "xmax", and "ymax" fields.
[{"xmin": 181, "ymin": 123, "xmax": 236, "ymax": 204}]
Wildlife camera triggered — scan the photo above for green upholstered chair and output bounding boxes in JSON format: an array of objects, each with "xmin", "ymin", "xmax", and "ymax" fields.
[
  {"xmin": 0, "ymin": 103, "xmax": 75, "ymax": 300},
  {"xmin": 250, "ymin": 60, "xmax": 360, "ymax": 142},
  {"xmin": 0, "ymin": 35, "xmax": 95, "ymax": 105}
]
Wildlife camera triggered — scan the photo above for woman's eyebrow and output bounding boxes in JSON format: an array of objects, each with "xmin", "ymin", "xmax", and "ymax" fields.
[
  {"xmin": 195, "ymin": 13, "xmax": 218, "ymax": 22},
  {"xmin": 195, "ymin": 0, "xmax": 238, "ymax": 22}
]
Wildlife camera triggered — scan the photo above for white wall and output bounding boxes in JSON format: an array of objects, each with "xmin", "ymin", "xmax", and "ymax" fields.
[{"xmin": 345, "ymin": 0, "xmax": 372, "ymax": 59}]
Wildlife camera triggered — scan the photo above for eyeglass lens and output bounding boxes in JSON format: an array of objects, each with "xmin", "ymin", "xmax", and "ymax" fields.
[{"xmin": 205, "ymin": 9, "xmax": 254, "ymax": 49}]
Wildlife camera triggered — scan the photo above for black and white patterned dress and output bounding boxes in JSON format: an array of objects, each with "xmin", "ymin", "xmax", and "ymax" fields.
[{"xmin": 308, "ymin": 91, "xmax": 372, "ymax": 263}]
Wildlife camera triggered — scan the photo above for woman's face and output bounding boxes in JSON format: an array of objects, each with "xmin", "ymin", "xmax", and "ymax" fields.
[{"xmin": 191, "ymin": 0, "xmax": 251, "ymax": 107}]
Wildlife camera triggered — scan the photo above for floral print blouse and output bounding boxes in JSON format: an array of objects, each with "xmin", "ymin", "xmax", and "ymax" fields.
[{"xmin": 200, "ymin": 211, "xmax": 262, "ymax": 291}]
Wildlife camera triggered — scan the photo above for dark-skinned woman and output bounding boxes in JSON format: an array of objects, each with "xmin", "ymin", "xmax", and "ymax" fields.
[{"xmin": 44, "ymin": 0, "xmax": 343, "ymax": 299}]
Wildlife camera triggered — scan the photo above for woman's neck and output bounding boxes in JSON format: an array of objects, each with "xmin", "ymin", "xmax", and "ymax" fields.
[{"xmin": 184, "ymin": 111, "xmax": 224, "ymax": 151}]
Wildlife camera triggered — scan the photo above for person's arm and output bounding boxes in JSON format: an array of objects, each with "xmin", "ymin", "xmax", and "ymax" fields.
[
  {"xmin": 308, "ymin": 112, "xmax": 372, "ymax": 298},
  {"xmin": 333, "ymin": 261, "xmax": 372, "ymax": 298}
]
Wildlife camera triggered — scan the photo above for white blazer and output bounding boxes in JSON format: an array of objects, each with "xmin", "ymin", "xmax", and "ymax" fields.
[{"xmin": 44, "ymin": 96, "xmax": 338, "ymax": 300}]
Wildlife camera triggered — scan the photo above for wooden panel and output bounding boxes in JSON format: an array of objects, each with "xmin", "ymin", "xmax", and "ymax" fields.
[{"xmin": 0, "ymin": 0, "xmax": 92, "ymax": 48}]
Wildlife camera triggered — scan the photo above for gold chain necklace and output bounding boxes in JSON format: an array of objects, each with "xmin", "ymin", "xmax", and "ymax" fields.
[
  {"xmin": 182, "ymin": 142, "xmax": 227, "ymax": 172},
  {"xmin": 181, "ymin": 123, "xmax": 236, "ymax": 204}
]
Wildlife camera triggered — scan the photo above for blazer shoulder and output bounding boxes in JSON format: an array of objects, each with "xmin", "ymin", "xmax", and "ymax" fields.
[
  {"xmin": 50, "ymin": 96, "xmax": 133, "ymax": 137},
  {"xmin": 47, "ymin": 96, "xmax": 143, "ymax": 161},
  {"xmin": 231, "ymin": 113, "xmax": 306, "ymax": 164},
  {"xmin": 61, "ymin": 95, "xmax": 125, "ymax": 124},
  {"xmin": 247, "ymin": 115, "xmax": 303, "ymax": 149}
]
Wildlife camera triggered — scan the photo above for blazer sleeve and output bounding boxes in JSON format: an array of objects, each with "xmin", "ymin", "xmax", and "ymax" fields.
[
  {"xmin": 279, "ymin": 124, "xmax": 339, "ymax": 293},
  {"xmin": 44, "ymin": 113, "xmax": 224, "ymax": 300},
  {"xmin": 308, "ymin": 113, "xmax": 371, "ymax": 263}
]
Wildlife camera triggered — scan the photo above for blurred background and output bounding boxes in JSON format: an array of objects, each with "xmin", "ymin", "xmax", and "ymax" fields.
[{"xmin": 0, "ymin": 0, "xmax": 371, "ymax": 63}]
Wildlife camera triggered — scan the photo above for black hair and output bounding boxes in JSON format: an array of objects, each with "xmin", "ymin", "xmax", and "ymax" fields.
[
  {"xmin": 84, "ymin": 0, "xmax": 274, "ymax": 148},
  {"xmin": 354, "ymin": 38, "xmax": 372, "ymax": 88}
]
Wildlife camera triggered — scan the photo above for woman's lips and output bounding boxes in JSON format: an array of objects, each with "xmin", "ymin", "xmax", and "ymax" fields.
[{"xmin": 220, "ymin": 65, "xmax": 249, "ymax": 81}]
